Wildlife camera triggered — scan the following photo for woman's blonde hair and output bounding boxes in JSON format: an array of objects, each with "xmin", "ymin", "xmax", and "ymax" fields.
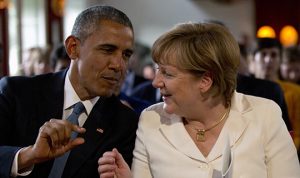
[{"xmin": 152, "ymin": 22, "xmax": 240, "ymax": 107}]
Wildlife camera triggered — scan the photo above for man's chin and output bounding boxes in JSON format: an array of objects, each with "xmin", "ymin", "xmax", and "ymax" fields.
[{"xmin": 93, "ymin": 89, "xmax": 115, "ymax": 98}]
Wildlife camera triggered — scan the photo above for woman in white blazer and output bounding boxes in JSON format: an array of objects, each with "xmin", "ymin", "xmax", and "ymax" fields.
[{"xmin": 98, "ymin": 22, "xmax": 300, "ymax": 178}]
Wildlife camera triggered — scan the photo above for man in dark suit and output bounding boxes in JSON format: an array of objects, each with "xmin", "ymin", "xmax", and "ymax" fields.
[{"xmin": 0, "ymin": 5, "xmax": 138, "ymax": 178}]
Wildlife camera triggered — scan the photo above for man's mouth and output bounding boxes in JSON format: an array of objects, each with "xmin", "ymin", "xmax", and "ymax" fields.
[{"xmin": 102, "ymin": 76, "xmax": 119, "ymax": 84}]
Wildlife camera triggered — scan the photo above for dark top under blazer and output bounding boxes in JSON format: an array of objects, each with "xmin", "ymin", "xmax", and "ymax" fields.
[{"xmin": 0, "ymin": 70, "xmax": 139, "ymax": 178}]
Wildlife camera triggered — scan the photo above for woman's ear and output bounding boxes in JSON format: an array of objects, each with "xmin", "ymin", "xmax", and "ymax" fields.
[
  {"xmin": 65, "ymin": 36, "xmax": 79, "ymax": 59},
  {"xmin": 198, "ymin": 72, "xmax": 213, "ymax": 92}
]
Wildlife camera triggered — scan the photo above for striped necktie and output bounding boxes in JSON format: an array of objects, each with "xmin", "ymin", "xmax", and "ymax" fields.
[{"xmin": 48, "ymin": 102, "xmax": 85, "ymax": 178}]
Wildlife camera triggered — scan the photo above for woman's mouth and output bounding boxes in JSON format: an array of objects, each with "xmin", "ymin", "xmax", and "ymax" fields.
[{"xmin": 161, "ymin": 93, "xmax": 171, "ymax": 101}]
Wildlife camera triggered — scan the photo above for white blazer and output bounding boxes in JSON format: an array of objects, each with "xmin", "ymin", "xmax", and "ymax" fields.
[{"xmin": 131, "ymin": 92, "xmax": 300, "ymax": 178}]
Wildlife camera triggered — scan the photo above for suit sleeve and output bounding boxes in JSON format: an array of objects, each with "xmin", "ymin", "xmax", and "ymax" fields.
[
  {"xmin": 131, "ymin": 111, "xmax": 152, "ymax": 178},
  {"xmin": 0, "ymin": 77, "xmax": 22, "ymax": 178},
  {"xmin": 263, "ymin": 101, "xmax": 300, "ymax": 177}
]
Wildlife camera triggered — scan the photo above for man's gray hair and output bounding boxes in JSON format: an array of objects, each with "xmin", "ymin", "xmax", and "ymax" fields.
[{"xmin": 71, "ymin": 5, "xmax": 133, "ymax": 43}]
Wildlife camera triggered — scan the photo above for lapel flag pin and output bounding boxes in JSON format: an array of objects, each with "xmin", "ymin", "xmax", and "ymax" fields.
[{"xmin": 96, "ymin": 128, "xmax": 104, "ymax": 133}]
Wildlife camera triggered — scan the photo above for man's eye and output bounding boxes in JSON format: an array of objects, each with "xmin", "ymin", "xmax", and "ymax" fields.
[
  {"xmin": 102, "ymin": 48, "xmax": 114, "ymax": 53},
  {"xmin": 123, "ymin": 52, "xmax": 132, "ymax": 60}
]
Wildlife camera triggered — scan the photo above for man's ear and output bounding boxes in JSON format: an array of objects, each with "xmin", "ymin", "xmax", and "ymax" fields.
[
  {"xmin": 198, "ymin": 72, "xmax": 213, "ymax": 93},
  {"xmin": 65, "ymin": 36, "xmax": 79, "ymax": 59}
]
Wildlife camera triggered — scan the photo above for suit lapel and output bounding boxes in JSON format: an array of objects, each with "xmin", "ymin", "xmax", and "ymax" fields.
[
  {"xmin": 159, "ymin": 113, "xmax": 206, "ymax": 161},
  {"xmin": 208, "ymin": 92, "xmax": 252, "ymax": 161},
  {"xmin": 159, "ymin": 92, "xmax": 252, "ymax": 162},
  {"xmin": 206, "ymin": 109, "xmax": 248, "ymax": 161},
  {"xmin": 63, "ymin": 97, "xmax": 115, "ymax": 177}
]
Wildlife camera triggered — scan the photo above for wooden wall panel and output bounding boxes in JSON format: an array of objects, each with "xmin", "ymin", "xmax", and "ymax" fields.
[{"xmin": 0, "ymin": 8, "xmax": 9, "ymax": 76}]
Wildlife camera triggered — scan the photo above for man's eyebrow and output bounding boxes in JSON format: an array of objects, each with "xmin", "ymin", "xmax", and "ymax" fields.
[
  {"xmin": 95, "ymin": 44, "xmax": 133, "ymax": 54},
  {"xmin": 96, "ymin": 44, "xmax": 117, "ymax": 49}
]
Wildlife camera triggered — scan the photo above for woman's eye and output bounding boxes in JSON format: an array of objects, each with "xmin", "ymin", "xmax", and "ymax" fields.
[
  {"xmin": 161, "ymin": 70, "xmax": 173, "ymax": 77},
  {"xmin": 165, "ymin": 73, "xmax": 173, "ymax": 77}
]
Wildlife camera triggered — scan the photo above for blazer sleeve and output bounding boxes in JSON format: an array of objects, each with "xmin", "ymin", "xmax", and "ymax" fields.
[
  {"xmin": 131, "ymin": 111, "xmax": 153, "ymax": 178},
  {"xmin": 0, "ymin": 77, "xmax": 22, "ymax": 178},
  {"xmin": 263, "ymin": 101, "xmax": 300, "ymax": 177}
]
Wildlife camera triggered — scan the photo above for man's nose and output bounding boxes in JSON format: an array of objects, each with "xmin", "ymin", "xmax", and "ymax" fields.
[{"xmin": 109, "ymin": 55, "xmax": 125, "ymax": 71}]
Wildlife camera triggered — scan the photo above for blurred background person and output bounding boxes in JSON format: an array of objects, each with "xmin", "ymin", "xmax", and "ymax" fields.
[
  {"xmin": 129, "ymin": 62, "xmax": 161, "ymax": 105},
  {"xmin": 121, "ymin": 42, "xmax": 151, "ymax": 96},
  {"xmin": 249, "ymin": 37, "xmax": 300, "ymax": 154},
  {"xmin": 142, "ymin": 62, "xmax": 156, "ymax": 81},
  {"xmin": 236, "ymin": 43, "xmax": 291, "ymax": 130},
  {"xmin": 50, "ymin": 43, "xmax": 71, "ymax": 72},
  {"xmin": 280, "ymin": 46, "xmax": 300, "ymax": 85},
  {"xmin": 21, "ymin": 46, "xmax": 52, "ymax": 76},
  {"xmin": 118, "ymin": 42, "xmax": 155, "ymax": 112},
  {"xmin": 21, "ymin": 47, "xmax": 35, "ymax": 76}
]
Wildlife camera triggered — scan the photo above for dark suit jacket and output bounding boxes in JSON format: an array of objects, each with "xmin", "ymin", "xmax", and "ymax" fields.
[
  {"xmin": 237, "ymin": 74, "xmax": 291, "ymax": 130},
  {"xmin": 118, "ymin": 92, "xmax": 151, "ymax": 114},
  {"xmin": 0, "ymin": 70, "xmax": 139, "ymax": 178},
  {"xmin": 130, "ymin": 80, "xmax": 161, "ymax": 105}
]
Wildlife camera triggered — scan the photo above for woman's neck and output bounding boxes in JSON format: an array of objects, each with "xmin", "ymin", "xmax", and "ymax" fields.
[{"xmin": 184, "ymin": 102, "xmax": 228, "ymax": 128}]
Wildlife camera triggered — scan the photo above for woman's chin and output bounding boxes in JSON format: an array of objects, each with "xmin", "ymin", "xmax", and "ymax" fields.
[{"xmin": 163, "ymin": 103, "xmax": 175, "ymax": 114}]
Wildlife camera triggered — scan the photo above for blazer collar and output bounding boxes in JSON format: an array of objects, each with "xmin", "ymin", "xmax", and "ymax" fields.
[{"xmin": 159, "ymin": 91, "xmax": 252, "ymax": 162}]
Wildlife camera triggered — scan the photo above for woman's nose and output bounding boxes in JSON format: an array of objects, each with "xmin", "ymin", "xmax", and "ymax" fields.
[{"xmin": 152, "ymin": 73, "xmax": 164, "ymax": 89}]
